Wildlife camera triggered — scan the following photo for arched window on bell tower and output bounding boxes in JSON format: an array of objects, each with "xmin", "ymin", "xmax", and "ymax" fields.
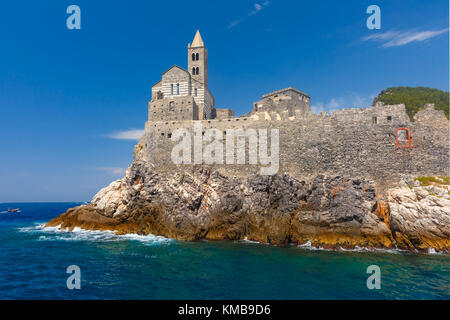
[
  {"xmin": 195, "ymin": 53, "xmax": 199, "ymax": 60},
  {"xmin": 192, "ymin": 53, "xmax": 195, "ymax": 61}
]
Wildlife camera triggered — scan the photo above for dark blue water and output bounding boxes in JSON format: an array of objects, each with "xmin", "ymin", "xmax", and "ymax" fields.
[{"xmin": 0, "ymin": 203, "xmax": 448, "ymax": 300}]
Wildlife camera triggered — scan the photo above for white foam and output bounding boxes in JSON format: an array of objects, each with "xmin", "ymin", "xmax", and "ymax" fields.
[
  {"xmin": 241, "ymin": 237, "xmax": 261, "ymax": 244},
  {"xmin": 297, "ymin": 240, "xmax": 327, "ymax": 251},
  {"xmin": 296, "ymin": 240, "xmax": 409, "ymax": 254},
  {"xmin": 18, "ymin": 223, "xmax": 173, "ymax": 246},
  {"xmin": 425, "ymin": 248, "xmax": 446, "ymax": 255}
]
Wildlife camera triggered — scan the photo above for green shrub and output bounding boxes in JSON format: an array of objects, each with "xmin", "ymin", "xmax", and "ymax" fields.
[
  {"xmin": 415, "ymin": 176, "xmax": 449, "ymax": 186},
  {"xmin": 373, "ymin": 87, "xmax": 449, "ymax": 120}
]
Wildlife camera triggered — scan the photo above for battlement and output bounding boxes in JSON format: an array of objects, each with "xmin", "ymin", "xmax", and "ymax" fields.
[
  {"xmin": 140, "ymin": 30, "xmax": 448, "ymax": 185},
  {"xmin": 139, "ymin": 100, "xmax": 449, "ymax": 186},
  {"xmin": 215, "ymin": 108, "xmax": 235, "ymax": 120}
]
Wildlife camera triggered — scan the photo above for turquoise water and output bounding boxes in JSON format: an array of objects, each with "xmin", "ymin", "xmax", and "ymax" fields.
[{"xmin": 0, "ymin": 203, "xmax": 448, "ymax": 300}]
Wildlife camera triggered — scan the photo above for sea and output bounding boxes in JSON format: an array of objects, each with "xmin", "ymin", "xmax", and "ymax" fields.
[{"xmin": 0, "ymin": 202, "xmax": 448, "ymax": 300}]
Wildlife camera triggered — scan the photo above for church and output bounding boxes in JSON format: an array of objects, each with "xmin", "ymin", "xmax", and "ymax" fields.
[{"xmin": 149, "ymin": 30, "xmax": 234, "ymax": 122}]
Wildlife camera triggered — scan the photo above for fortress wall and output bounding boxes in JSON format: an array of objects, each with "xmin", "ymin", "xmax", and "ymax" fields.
[
  {"xmin": 331, "ymin": 104, "xmax": 410, "ymax": 126},
  {"xmin": 216, "ymin": 108, "xmax": 235, "ymax": 119},
  {"xmin": 137, "ymin": 104, "xmax": 449, "ymax": 188},
  {"xmin": 149, "ymin": 96, "xmax": 198, "ymax": 121}
]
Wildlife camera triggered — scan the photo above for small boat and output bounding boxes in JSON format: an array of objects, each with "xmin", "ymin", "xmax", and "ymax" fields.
[{"xmin": 7, "ymin": 208, "xmax": 20, "ymax": 213}]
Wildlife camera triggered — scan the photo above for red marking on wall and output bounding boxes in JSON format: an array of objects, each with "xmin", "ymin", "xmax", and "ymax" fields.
[{"xmin": 395, "ymin": 127, "xmax": 412, "ymax": 149}]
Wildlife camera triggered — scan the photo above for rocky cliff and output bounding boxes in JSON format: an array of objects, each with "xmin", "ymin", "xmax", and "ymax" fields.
[{"xmin": 46, "ymin": 160, "xmax": 450, "ymax": 253}]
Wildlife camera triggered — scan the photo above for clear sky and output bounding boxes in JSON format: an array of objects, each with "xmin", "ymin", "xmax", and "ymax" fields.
[{"xmin": 0, "ymin": 0, "xmax": 448, "ymax": 202}]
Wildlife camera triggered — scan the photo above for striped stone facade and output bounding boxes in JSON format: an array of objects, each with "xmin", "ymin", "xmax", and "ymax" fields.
[{"xmin": 149, "ymin": 30, "xmax": 215, "ymax": 121}]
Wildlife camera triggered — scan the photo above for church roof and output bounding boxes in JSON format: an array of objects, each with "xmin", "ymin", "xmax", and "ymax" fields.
[
  {"xmin": 161, "ymin": 64, "xmax": 189, "ymax": 76},
  {"xmin": 261, "ymin": 87, "xmax": 310, "ymax": 99},
  {"xmin": 151, "ymin": 79, "xmax": 162, "ymax": 88},
  {"xmin": 189, "ymin": 29, "xmax": 204, "ymax": 48}
]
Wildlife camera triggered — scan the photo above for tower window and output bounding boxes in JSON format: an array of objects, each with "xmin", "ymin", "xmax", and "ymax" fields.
[
  {"xmin": 176, "ymin": 83, "xmax": 180, "ymax": 95},
  {"xmin": 192, "ymin": 67, "xmax": 196, "ymax": 75},
  {"xmin": 196, "ymin": 53, "xmax": 199, "ymax": 60},
  {"xmin": 171, "ymin": 84, "xmax": 174, "ymax": 95},
  {"xmin": 196, "ymin": 67, "xmax": 199, "ymax": 75},
  {"xmin": 192, "ymin": 53, "xmax": 195, "ymax": 61}
]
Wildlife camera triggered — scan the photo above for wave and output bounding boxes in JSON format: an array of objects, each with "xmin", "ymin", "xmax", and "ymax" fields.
[
  {"xmin": 297, "ymin": 240, "xmax": 414, "ymax": 255},
  {"xmin": 18, "ymin": 224, "xmax": 173, "ymax": 246},
  {"xmin": 241, "ymin": 237, "xmax": 264, "ymax": 244}
]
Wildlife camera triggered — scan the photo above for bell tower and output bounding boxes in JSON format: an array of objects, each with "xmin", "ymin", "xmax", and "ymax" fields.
[
  {"xmin": 188, "ymin": 29, "xmax": 208, "ymax": 86},
  {"xmin": 187, "ymin": 29, "xmax": 214, "ymax": 119}
]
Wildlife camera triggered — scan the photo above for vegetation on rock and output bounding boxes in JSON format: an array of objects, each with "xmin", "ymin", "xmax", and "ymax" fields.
[
  {"xmin": 373, "ymin": 87, "xmax": 449, "ymax": 120},
  {"xmin": 415, "ymin": 176, "xmax": 449, "ymax": 186}
]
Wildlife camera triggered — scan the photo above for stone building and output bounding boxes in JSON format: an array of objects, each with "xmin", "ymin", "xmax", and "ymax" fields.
[
  {"xmin": 149, "ymin": 30, "xmax": 216, "ymax": 121},
  {"xmin": 253, "ymin": 87, "xmax": 311, "ymax": 117},
  {"xmin": 139, "ymin": 30, "xmax": 449, "ymax": 186}
]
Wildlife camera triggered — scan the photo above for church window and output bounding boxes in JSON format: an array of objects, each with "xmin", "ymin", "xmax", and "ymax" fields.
[
  {"xmin": 196, "ymin": 53, "xmax": 199, "ymax": 60},
  {"xmin": 195, "ymin": 88, "xmax": 198, "ymax": 97},
  {"xmin": 192, "ymin": 53, "xmax": 195, "ymax": 61},
  {"xmin": 171, "ymin": 84, "xmax": 174, "ymax": 95},
  {"xmin": 192, "ymin": 67, "xmax": 196, "ymax": 75},
  {"xmin": 196, "ymin": 67, "xmax": 199, "ymax": 75},
  {"xmin": 177, "ymin": 83, "xmax": 180, "ymax": 95}
]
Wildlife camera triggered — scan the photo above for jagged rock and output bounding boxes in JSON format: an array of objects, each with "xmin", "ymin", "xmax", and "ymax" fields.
[
  {"xmin": 388, "ymin": 184, "xmax": 450, "ymax": 251},
  {"xmin": 45, "ymin": 161, "xmax": 450, "ymax": 252}
]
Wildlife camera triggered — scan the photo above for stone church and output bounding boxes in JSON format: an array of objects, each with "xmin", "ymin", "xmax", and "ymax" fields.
[{"xmin": 149, "ymin": 30, "xmax": 235, "ymax": 122}]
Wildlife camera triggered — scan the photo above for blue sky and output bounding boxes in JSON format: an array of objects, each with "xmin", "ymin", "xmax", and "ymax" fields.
[{"xmin": 0, "ymin": 0, "xmax": 448, "ymax": 202}]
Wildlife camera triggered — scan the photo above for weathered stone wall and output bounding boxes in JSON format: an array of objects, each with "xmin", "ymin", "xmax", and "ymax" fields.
[
  {"xmin": 137, "ymin": 103, "xmax": 449, "ymax": 192},
  {"xmin": 254, "ymin": 87, "xmax": 311, "ymax": 116},
  {"xmin": 148, "ymin": 96, "xmax": 198, "ymax": 122},
  {"xmin": 215, "ymin": 108, "xmax": 235, "ymax": 119}
]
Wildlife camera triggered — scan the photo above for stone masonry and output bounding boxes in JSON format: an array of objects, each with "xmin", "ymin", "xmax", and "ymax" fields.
[{"xmin": 139, "ymin": 30, "xmax": 449, "ymax": 191}]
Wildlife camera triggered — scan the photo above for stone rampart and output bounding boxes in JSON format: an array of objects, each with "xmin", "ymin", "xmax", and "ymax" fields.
[{"xmin": 137, "ymin": 103, "xmax": 449, "ymax": 190}]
